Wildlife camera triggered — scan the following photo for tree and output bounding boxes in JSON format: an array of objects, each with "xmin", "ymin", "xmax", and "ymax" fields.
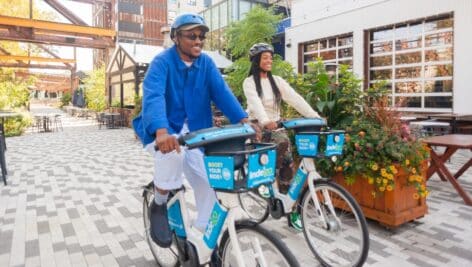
[
  {"xmin": 224, "ymin": 6, "xmax": 294, "ymax": 103},
  {"xmin": 83, "ymin": 65, "xmax": 107, "ymax": 112}
]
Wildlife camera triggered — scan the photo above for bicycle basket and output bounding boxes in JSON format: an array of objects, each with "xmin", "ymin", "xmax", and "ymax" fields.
[
  {"xmin": 295, "ymin": 130, "xmax": 345, "ymax": 157},
  {"xmin": 204, "ymin": 143, "xmax": 277, "ymax": 192}
]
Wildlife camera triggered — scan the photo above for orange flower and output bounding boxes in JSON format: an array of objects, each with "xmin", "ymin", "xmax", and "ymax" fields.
[
  {"xmin": 358, "ymin": 131, "xmax": 366, "ymax": 138},
  {"xmin": 413, "ymin": 193, "xmax": 419, "ymax": 200}
]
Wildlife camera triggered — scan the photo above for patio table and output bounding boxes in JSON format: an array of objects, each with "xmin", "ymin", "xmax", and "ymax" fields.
[
  {"xmin": 423, "ymin": 134, "xmax": 472, "ymax": 205},
  {"xmin": 427, "ymin": 113, "xmax": 472, "ymax": 133}
]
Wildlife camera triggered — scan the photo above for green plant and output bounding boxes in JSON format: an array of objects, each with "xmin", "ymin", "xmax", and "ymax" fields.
[
  {"xmin": 132, "ymin": 94, "xmax": 142, "ymax": 119},
  {"xmin": 60, "ymin": 92, "xmax": 72, "ymax": 107},
  {"xmin": 84, "ymin": 65, "xmax": 107, "ymax": 112},
  {"xmin": 4, "ymin": 114, "xmax": 31, "ymax": 137},
  {"xmin": 224, "ymin": 5, "xmax": 291, "ymax": 102},
  {"xmin": 285, "ymin": 59, "xmax": 363, "ymax": 127},
  {"xmin": 331, "ymin": 87, "xmax": 430, "ymax": 199}
]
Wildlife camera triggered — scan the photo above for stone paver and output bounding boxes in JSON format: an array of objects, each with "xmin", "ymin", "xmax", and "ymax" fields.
[{"xmin": 1, "ymin": 104, "xmax": 471, "ymax": 266}]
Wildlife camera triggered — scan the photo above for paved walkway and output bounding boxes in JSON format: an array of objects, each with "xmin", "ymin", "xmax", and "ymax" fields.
[{"xmin": 1, "ymin": 105, "xmax": 471, "ymax": 266}]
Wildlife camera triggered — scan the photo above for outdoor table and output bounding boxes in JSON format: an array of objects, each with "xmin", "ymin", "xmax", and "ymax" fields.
[
  {"xmin": 427, "ymin": 113, "xmax": 472, "ymax": 133},
  {"xmin": 104, "ymin": 112, "xmax": 121, "ymax": 129},
  {"xmin": 34, "ymin": 114, "xmax": 54, "ymax": 132},
  {"xmin": 423, "ymin": 134, "xmax": 472, "ymax": 206},
  {"xmin": 410, "ymin": 120, "xmax": 450, "ymax": 137}
]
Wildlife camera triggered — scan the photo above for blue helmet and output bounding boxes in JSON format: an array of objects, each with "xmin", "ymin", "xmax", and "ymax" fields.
[{"xmin": 171, "ymin": 13, "xmax": 209, "ymax": 39}]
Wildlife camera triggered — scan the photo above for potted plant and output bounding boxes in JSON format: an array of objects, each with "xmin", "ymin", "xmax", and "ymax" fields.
[{"xmin": 286, "ymin": 61, "xmax": 430, "ymax": 227}]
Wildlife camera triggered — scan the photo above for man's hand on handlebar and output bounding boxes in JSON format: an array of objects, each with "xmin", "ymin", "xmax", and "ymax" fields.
[{"xmin": 155, "ymin": 129, "xmax": 181, "ymax": 154}]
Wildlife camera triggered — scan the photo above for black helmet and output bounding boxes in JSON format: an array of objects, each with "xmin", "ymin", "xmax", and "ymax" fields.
[
  {"xmin": 170, "ymin": 13, "xmax": 209, "ymax": 39},
  {"xmin": 249, "ymin": 43, "xmax": 274, "ymax": 61}
]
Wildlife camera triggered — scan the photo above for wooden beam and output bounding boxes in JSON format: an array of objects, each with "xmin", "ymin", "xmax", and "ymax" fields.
[
  {"xmin": 69, "ymin": 0, "xmax": 111, "ymax": 4},
  {"xmin": 44, "ymin": 0, "xmax": 88, "ymax": 26},
  {"xmin": 0, "ymin": 15, "xmax": 115, "ymax": 37},
  {"xmin": 0, "ymin": 55, "xmax": 75, "ymax": 63},
  {"xmin": 35, "ymin": 44, "xmax": 73, "ymax": 68},
  {"xmin": 0, "ymin": 30, "xmax": 114, "ymax": 49},
  {"xmin": 0, "ymin": 62, "xmax": 71, "ymax": 70}
]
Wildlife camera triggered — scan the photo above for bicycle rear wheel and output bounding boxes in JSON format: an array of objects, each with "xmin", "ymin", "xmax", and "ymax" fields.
[
  {"xmin": 238, "ymin": 186, "xmax": 270, "ymax": 224},
  {"xmin": 142, "ymin": 182, "xmax": 179, "ymax": 267},
  {"xmin": 300, "ymin": 180, "xmax": 369, "ymax": 267},
  {"xmin": 218, "ymin": 222, "xmax": 299, "ymax": 267}
]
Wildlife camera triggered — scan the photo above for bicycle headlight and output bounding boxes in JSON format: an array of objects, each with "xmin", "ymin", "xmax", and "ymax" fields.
[
  {"xmin": 334, "ymin": 135, "xmax": 340, "ymax": 142},
  {"xmin": 259, "ymin": 153, "xmax": 269, "ymax": 165},
  {"xmin": 331, "ymin": 155, "xmax": 338, "ymax": 162}
]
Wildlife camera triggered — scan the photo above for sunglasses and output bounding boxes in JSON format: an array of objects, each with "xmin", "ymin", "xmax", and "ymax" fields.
[{"xmin": 180, "ymin": 33, "xmax": 206, "ymax": 41}]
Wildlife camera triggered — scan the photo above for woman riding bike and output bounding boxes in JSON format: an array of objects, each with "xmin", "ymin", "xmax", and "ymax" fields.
[{"xmin": 243, "ymin": 42, "xmax": 321, "ymax": 231}]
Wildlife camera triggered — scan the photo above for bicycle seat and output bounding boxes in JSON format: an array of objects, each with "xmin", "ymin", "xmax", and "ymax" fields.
[{"xmin": 282, "ymin": 118, "xmax": 326, "ymax": 133}]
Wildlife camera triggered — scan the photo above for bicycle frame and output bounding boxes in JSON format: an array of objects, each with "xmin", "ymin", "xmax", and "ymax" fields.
[
  {"xmin": 166, "ymin": 187, "xmax": 252, "ymax": 266},
  {"xmin": 268, "ymin": 157, "xmax": 340, "ymax": 229}
]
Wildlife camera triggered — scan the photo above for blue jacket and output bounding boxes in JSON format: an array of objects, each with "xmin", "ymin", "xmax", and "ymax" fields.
[{"xmin": 133, "ymin": 45, "xmax": 247, "ymax": 146}]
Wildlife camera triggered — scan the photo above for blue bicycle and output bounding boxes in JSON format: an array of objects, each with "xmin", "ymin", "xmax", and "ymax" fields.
[
  {"xmin": 142, "ymin": 123, "xmax": 299, "ymax": 267},
  {"xmin": 239, "ymin": 118, "xmax": 369, "ymax": 267}
]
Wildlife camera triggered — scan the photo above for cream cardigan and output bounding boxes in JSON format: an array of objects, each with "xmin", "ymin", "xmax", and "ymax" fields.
[{"xmin": 243, "ymin": 75, "xmax": 320, "ymax": 125}]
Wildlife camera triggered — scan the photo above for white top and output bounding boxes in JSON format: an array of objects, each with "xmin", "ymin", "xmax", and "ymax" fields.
[{"xmin": 243, "ymin": 75, "xmax": 320, "ymax": 125}]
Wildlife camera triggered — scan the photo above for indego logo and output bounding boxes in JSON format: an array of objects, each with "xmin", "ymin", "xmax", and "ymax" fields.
[
  {"xmin": 249, "ymin": 168, "xmax": 274, "ymax": 178},
  {"xmin": 326, "ymin": 144, "xmax": 342, "ymax": 151},
  {"xmin": 204, "ymin": 211, "xmax": 219, "ymax": 239}
]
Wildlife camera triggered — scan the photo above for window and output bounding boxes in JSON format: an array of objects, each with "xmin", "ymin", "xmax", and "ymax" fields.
[
  {"xmin": 368, "ymin": 14, "xmax": 453, "ymax": 111},
  {"xmin": 301, "ymin": 34, "xmax": 353, "ymax": 75},
  {"xmin": 187, "ymin": 0, "xmax": 197, "ymax": 6}
]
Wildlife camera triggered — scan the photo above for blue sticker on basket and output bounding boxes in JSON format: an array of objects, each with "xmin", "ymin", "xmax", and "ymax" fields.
[
  {"xmin": 168, "ymin": 200, "xmax": 186, "ymax": 237},
  {"xmin": 325, "ymin": 133, "xmax": 345, "ymax": 156},
  {"xmin": 247, "ymin": 149, "xmax": 276, "ymax": 188},
  {"xmin": 203, "ymin": 202, "xmax": 228, "ymax": 249},
  {"xmin": 295, "ymin": 134, "xmax": 319, "ymax": 156},
  {"xmin": 204, "ymin": 156, "xmax": 234, "ymax": 190}
]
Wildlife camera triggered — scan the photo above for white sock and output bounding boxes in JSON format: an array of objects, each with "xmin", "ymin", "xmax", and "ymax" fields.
[{"xmin": 154, "ymin": 190, "xmax": 168, "ymax": 205}]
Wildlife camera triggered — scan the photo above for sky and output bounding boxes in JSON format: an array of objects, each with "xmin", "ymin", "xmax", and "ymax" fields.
[{"xmin": 36, "ymin": 0, "xmax": 94, "ymax": 71}]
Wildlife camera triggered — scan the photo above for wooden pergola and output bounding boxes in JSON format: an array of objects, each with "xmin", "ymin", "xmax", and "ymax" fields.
[{"xmin": 0, "ymin": 0, "xmax": 115, "ymax": 91}]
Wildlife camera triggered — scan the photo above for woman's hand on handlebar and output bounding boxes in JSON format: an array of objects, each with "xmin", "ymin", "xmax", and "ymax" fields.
[
  {"xmin": 155, "ymin": 129, "xmax": 181, "ymax": 154},
  {"xmin": 263, "ymin": 121, "xmax": 278, "ymax": 131}
]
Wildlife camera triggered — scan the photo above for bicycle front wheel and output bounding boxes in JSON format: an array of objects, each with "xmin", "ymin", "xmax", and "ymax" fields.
[
  {"xmin": 142, "ymin": 182, "xmax": 179, "ymax": 267},
  {"xmin": 238, "ymin": 186, "xmax": 270, "ymax": 224},
  {"xmin": 218, "ymin": 222, "xmax": 299, "ymax": 267},
  {"xmin": 301, "ymin": 180, "xmax": 369, "ymax": 267}
]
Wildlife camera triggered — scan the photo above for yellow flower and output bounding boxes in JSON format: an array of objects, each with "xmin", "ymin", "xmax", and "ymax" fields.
[
  {"xmin": 416, "ymin": 176, "xmax": 423, "ymax": 182},
  {"xmin": 405, "ymin": 159, "xmax": 410, "ymax": 166},
  {"xmin": 368, "ymin": 177, "xmax": 374, "ymax": 184},
  {"xmin": 383, "ymin": 179, "xmax": 388, "ymax": 184},
  {"xmin": 344, "ymin": 161, "xmax": 350, "ymax": 167},
  {"xmin": 376, "ymin": 178, "xmax": 382, "ymax": 184},
  {"xmin": 386, "ymin": 185, "xmax": 393, "ymax": 191},
  {"xmin": 411, "ymin": 168, "xmax": 417, "ymax": 174},
  {"xmin": 381, "ymin": 168, "xmax": 387, "ymax": 174},
  {"xmin": 408, "ymin": 175, "xmax": 416, "ymax": 182},
  {"xmin": 371, "ymin": 163, "xmax": 378, "ymax": 171},
  {"xmin": 379, "ymin": 186, "xmax": 385, "ymax": 192}
]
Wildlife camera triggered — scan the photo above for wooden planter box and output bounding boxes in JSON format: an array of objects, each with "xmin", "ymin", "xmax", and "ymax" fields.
[{"xmin": 332, "ymin": 167, "xmax": 428, "ymax": 228}]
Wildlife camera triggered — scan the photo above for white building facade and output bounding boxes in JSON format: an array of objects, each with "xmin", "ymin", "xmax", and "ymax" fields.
[
  {"xmin": 285, "ymin": 0, "xmax": 472, "ymax": 113},
  {"xmin": 168, "ymin": 0, "xmax": 206, "ymax": 25}
]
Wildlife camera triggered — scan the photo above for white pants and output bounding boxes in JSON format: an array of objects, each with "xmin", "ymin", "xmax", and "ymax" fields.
[{"xmin": 145, "ymin": 127, "xmax": 217, "ymax": 229}]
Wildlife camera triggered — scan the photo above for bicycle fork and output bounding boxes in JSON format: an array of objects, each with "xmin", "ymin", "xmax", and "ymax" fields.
[{"xmin": 304, "ymin": 159, "xmax": 341, "ymax": 230}]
